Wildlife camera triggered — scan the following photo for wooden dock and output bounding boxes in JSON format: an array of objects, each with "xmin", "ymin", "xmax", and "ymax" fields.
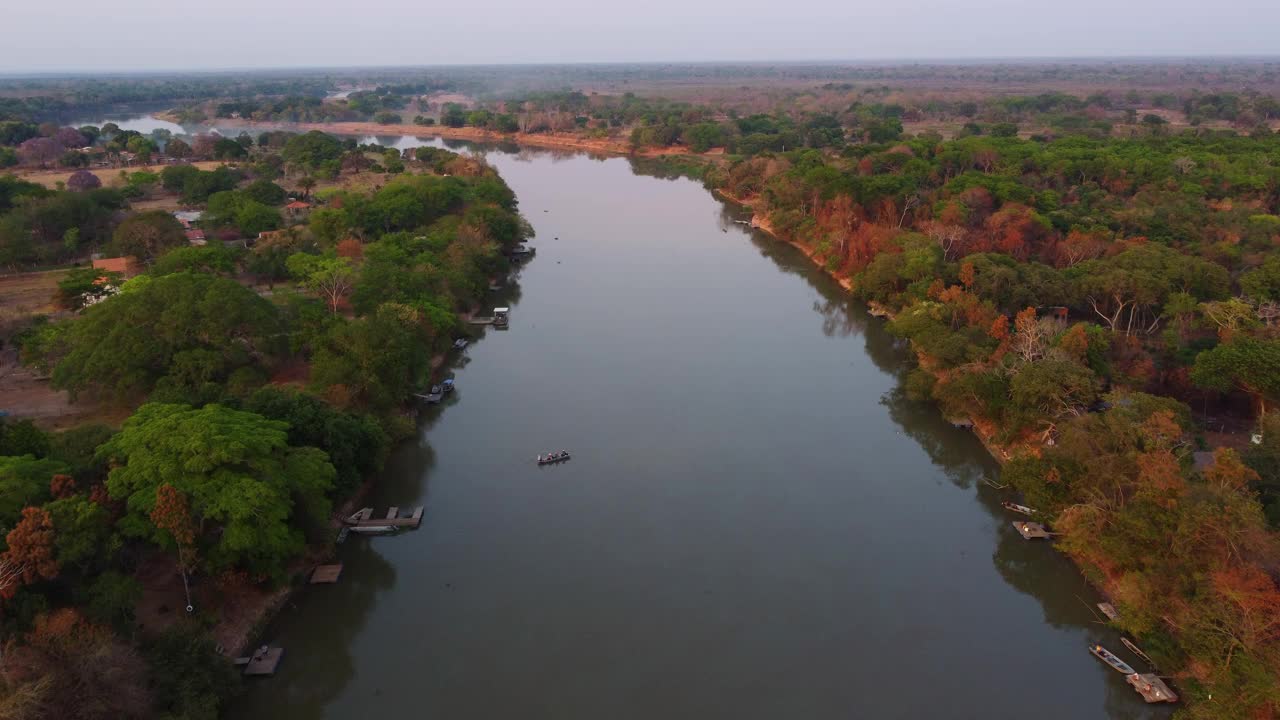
[
  {"xmin": 309, "ymin": 564, "xmax": 343, "ymax": 584},
  {"xmin": 1013, "ymin": 521, "xmax": 1053, "ymax": 539},
  {"xmin": 344, "ymin": 507, "xmax": 424, "ymax": 529},
  {"xmin": 236, "ymin": 646, "xmax": 284, "ymax": 676},
  {"xmin": 1127, "ymin": 673, "xmax": 1178, "ymax": 703}
]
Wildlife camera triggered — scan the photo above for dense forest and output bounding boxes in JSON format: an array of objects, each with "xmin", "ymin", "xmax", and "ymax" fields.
[{"xmin": 0, "ymin": 130, "xmax": 528, "ymax": 718}]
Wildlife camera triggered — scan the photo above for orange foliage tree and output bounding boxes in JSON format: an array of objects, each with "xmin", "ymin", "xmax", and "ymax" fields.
[{"xmin": 1, "ymin": 507, "xmax": 58, "ymax": 599}]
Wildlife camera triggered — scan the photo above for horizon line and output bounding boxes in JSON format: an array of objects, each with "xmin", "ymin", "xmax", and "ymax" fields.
[{"xmin": 3, "ymin": 53, "xmax": 1280, "ymax": 79}]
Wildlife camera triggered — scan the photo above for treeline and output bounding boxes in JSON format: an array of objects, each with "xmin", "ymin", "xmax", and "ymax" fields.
[
  {"xmin": 0, "ymin": 138, "xmax": 528, "ymax": 718},
  {"xmin": 0, "ymin": 74, "xmax": 339, "ymax": 124},
  {"xmin": 689, "ymin": 118, "xmax": 1280, "ymax": 715}
]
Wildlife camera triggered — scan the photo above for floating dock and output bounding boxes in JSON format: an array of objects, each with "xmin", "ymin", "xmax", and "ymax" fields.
[
  {"xmin": 309, "ymin": 564, "xmax": 343, "ymax": 584},
  {"xmin": 1127, "ymin": 674, "xmax": 1178, "ymax": 703},
  {"xmin": 1013, "ymin": 521, "xmax": 1053, "ymax": 539},
  {"xmin": 344, "ymin": 507, "xmax": 424, "ymax": 529},
  {"xmin": 236, "ymin": 646, "xmax": 284, "ymax": 676}
]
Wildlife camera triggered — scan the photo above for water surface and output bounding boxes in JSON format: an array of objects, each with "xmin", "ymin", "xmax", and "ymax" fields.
[{"xmin": 232, "ymin": 142, "xmax": 1170, "ymax": 720}]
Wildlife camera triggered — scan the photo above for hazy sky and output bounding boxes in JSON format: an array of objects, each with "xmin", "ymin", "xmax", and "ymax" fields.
[{"xmin": 5, "ymin": 0, "xmax": 1280, "ymax": 72}]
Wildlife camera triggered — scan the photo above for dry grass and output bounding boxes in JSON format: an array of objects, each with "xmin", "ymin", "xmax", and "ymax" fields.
[
  {"xmin": 10, "ymin": 160, "xmax": 225, "ymax": 190},
  {"xmin": 0, "ymin": 268, "xmax": 65, "ymax": 315}
]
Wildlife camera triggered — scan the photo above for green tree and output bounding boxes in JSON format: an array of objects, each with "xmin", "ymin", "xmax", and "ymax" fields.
[
  {"xmin": 243, "ymin": 387, "xmax": 388, "ymax": 497},
  {"xmin": 144, "ymin": 622, "xmax": 241, "ymax": 720},
  {"xmin": 45, "ymin": 494, "xmax": 113, "ymax": 568},
  {"xmin": 0, "ymin": 455, "xmax": 66, "ymax": 528},
  {"xmin": 50, "ymin": 272, "xmax": 281, "ymax": 402},
  {"xmin": 1192, "ymin": 338, "xmax": 1280, "ymax": 416},
  {"xmin": 98, "ymin": 403, "xmax": 335, "ymax": 576},
  {"xmin": 56, "ymin": 266, "xmax": 121, "ymax": 309},
  {"xmin": 287, "ymin": 253, "xmax": 355, "ymax": 314},
  {"xmin": 111, "ymin": 210, "xmax": 186, "ymax": 262},
  {"xmin": 281, "ymin": 131, "xmax": 344, "ymax": 171}
]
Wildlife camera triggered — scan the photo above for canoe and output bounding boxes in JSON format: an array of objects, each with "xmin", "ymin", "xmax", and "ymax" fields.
[
  {"xmin": 1090, "ymin": 644, "xmax": 1136, "ymax": 675},
  {"xmin": 1001, "ymin": 500, "xmax": 1036, "ymax": 516},
  {"xmin": 1121, "ymin": 638, "xmax": 1156, "ymax": 669}
]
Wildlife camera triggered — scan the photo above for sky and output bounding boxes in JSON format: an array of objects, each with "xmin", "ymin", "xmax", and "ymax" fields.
[{"xmin": 5, "ymin": 0, "xmax": 1280, "ymax": 72}]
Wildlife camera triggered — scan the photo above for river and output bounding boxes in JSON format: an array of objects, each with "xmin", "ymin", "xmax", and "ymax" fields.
[{"xmin": 193, "ymin": 137, "xmax": 1169, "ymax": 719}]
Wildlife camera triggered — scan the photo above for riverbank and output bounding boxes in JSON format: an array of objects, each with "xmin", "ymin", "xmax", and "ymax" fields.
[
  {"xmin": 157, "ymin": 113, "xmax": 694, "ymax": 158},
  {"xmin": 716, "ymin": 188, "xmax": 1028, "ymax": 466}
]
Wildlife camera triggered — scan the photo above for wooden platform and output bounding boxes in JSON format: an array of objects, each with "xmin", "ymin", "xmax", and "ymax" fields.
[
  {"xmin": 310, "ymin": 564, "xmax": 343, "ymax": 584},
  {"xmin": 345, "ymin": 507, "xmax": 424, "ymax": 529},
  {"xmin": 1098, "ymin": 602, "xmax": 1120, "ymax": 621},
  {"xmin": 1013, "ymin": 521, "xmax": 1053, "ymax": 539},
  {"xmin": 1127, "ymin": 674, "xmax": 1178, "ymax": 703},
  {"xmin": 238, "ymin": 647, "xmax": 284, "ymax": 676}
]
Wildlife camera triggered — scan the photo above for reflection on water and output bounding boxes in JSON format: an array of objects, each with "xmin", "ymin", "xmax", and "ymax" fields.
[{"xmin": 217, "ymin": 137, "xmax": 1171, "ymax": 720}]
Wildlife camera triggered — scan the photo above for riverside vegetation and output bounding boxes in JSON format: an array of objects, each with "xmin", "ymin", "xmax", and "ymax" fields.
[
  {"xmin": 0, "ymin": 124, "xmax": 529, "ymax": 718},
  {"xmin": 5, "ymin": 64, "xmax": 1280, "ymax": 718}
]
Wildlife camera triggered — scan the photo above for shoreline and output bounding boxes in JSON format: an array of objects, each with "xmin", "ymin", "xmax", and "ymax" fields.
[
  {"xmin": 160, "ymin": 114, "xmax": 693, "ymax": 159},
  {"xmin": 715, "ymin": 189, "xmax": 1025, "ymax": 465}
]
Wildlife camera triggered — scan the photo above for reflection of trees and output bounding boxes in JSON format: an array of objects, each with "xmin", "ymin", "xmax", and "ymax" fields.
[
  {"xmin": 234, "ymin": 539, "xmax": 398, "ymax": 720},
  {"xmin": 880, "ymin": 388, "xmax": 992, "ymax": 490},
  {"xmin": 733, "ymin": 188, "xmax": 1170, "ymax": 719}
]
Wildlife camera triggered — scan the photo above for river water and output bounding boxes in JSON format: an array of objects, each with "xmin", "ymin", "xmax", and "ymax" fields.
[{"xmin": 194, "ymin": 138, "xmax": 1168, "ymax": 719}]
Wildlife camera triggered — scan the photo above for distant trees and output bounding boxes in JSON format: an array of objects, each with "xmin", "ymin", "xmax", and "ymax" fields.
[{"xmin": 281, "ymin": 131, "xmax": 345, "ymax": 173}]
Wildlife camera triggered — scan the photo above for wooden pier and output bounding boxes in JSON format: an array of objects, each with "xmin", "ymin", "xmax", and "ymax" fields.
[
  {"xmin": 1013, "ymin": 521, "xmax": 1053, "ymax": 539},
  {"xmin": 1127, "ymin": 673, "xmax": 1178, "ymax": 703},
  {"xmin": 236, "ymin": 646, "xmax": 284, "ymax": 676},
  {"xmin": 309, "ymin": 564, "xmax": 343, "ymax": 584},
  {"xmin": 344, "ymin": 507, "xmax": 424, "ymax": 529}
]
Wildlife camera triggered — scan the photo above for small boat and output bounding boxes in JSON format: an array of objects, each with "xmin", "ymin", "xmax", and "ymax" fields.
[
  {"xmin": 415, "ymin": 389, "xmax": 443, "ymax": 404},
  {"xmin": 536, "ymin": 451, "xmax": 571, "ymax": 465},
  {"xmin": 441, "ymin": 378, "xmax": 455, "ymax": 393},
  {"xmin": 1121, "ymin": 638, "xmax": 1156, "ymax": 669},
  {"xmin": 453, "ymin": 338, "xmax": 469, "ymax": 350},
  {"xmin": 1001, "ymin": 500, "xmax": 1036, "ymax": 516},
  {"xmin": 348, "ymin": 525, "xmax": 397, "ymax": 535},
  {"xmin": 1097, "ymin": 602, "xmax": 1120, "ymax": 621},
  {"xmin": 1090, "ymin": 644, "xmax": 1136, "ymax": 675}
]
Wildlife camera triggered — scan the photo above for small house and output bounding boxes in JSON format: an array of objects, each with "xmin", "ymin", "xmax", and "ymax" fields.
[
  {"xmin": 285, "ymin": 200, "xmax": 312, "ymax": 217},
  {"xmin": 185, "ymin": 229, "xmax": 207, "ymax": 246}
]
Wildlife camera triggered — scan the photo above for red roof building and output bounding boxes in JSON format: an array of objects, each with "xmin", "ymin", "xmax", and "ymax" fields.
[{"xmin": 91, "ymin": 256, "xmax": 141, "ymax": 277}]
